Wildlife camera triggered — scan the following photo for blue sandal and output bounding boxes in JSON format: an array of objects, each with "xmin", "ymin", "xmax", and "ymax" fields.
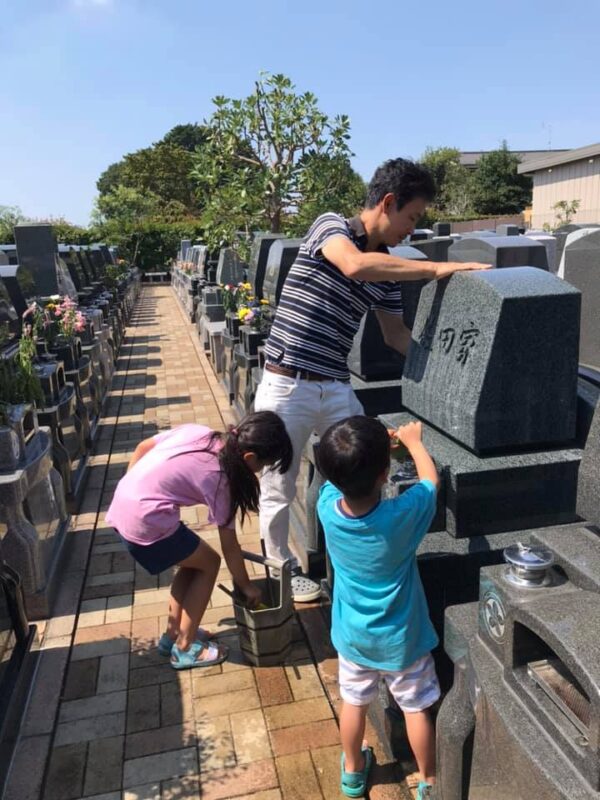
[
  {"xmin": 340, "ymin": 746, "xmax": 373, "ymax": 797},
  {"xmin": 170, "ymin": 640, "xmax": 228, "ymax": 670},
  {"xmin": 158, "ymin": 628, "xmax": 214, "ymax": 656}
]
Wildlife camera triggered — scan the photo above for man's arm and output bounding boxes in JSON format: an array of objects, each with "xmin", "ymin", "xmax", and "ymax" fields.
[
  {"xmin": 375, "ymin": 310, "xmax": 412, "ymax": 356},
  {"xmin": 321, "ymin": 236, "xmax": 489, "ymax": 282}
]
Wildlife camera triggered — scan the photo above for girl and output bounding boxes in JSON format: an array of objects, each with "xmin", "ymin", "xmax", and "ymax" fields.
[{"xmin": 105, "ymin": 411, "xmax": 292, "ymax": 669}]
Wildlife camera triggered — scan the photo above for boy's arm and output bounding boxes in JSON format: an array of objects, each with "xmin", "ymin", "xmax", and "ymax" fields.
[
  {"xmin": 127, "ymin": 436, "xmax": 157, "ymax": 472},
  {"xmin": 218, "ymin": 526, "xmax": 261, "ymax": 607},
  {"xmin": 393, "ymin": 422, "xmax": 439, "ymax": 489}
]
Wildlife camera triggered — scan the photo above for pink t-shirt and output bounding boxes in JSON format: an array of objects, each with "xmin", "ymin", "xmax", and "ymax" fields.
[{"xmin": 105, "ymin": 424, "xmax": 232, "ymax": 545}]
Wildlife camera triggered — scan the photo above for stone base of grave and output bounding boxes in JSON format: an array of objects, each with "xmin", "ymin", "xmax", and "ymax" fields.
[
  {"xmin": 25, "ymin": 513, "xmax": 72, "ymax": 620},
  {"xmin": 381, "ymin": 411, "xmax": 581, "ymax": 538}
]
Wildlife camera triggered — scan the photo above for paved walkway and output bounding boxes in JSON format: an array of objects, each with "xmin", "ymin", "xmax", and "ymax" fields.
[{"xmin": 7, "ymin": 286, "xmax": 418, "ymax": 800}]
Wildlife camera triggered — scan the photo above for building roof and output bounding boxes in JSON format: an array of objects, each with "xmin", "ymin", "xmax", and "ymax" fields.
[
  {"xmin": 460, "ymin": 149, "xmax": 569, "ymax": 169},
  {"xmin": 517, "ymin": 143, "xmax": 600, "ymax": 174}
]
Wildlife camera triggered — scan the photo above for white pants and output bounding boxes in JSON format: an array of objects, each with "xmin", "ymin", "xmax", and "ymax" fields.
[{"xmin": 254, "ymin": 371, "xmax": 364, "ymax": 564}]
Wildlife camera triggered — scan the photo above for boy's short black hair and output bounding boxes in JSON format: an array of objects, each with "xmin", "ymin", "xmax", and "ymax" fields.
[
  {"xmin": 365, "ymin": 158, "xmax": 436, "ymax": 211},
  {"xmin": 318, "ymin": 416, "xmax": 390, "ymax": 499}
]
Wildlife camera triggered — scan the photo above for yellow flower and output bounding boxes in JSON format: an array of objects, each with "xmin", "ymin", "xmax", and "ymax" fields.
[
  {"xmin": 260, "ymin": 299, "xmax": 269, "ymax": 305},
  {"xmin": 243, "ymin": 283, "xmax": 252, "ymax": 290},
  {"xmin": 238, "ymin": 308, "xmax": 250, "ymax": 321},
  {"xmin": 247, "ymin": 295, "xmax": 255, "ymax": 302}
]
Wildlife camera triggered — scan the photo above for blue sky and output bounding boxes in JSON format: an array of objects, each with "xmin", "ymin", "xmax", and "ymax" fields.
[{"xmin": 2, "ymin": 0, "xmax": 599, "ymax": 226}]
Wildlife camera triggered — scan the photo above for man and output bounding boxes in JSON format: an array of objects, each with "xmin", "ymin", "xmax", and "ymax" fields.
[{"xmin": 254, "ymin": 158, "xmax": 489, "ymax": 601}]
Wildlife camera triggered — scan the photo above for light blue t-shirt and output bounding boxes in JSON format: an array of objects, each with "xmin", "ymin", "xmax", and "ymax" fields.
[{"xmin": 317, "ymin": 479, "xmax": 438, "ymax": 671}]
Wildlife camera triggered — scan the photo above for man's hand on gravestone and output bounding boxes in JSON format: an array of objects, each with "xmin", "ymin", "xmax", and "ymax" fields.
[{"xmin": 434, "ymin": 262, "xmax": 492, "ymax": 280}]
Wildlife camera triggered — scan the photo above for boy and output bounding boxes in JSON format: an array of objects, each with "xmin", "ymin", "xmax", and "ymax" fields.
[{"xmin": 317, "ymin": 416, "xmax": 440, "ymax": 799}]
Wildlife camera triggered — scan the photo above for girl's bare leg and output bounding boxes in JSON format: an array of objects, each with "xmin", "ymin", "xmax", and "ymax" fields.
[{"xmin": 173, "ymin": 541, "xmax": 221, "ymax": 657}]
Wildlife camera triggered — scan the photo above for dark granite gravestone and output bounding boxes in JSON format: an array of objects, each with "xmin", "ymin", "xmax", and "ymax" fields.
[
  {"xmin": 448, "ymin": 234, "xmax": 549, "ymax": 270},
  {"xmin": 180, "ymin": 238, "xmax": 192, "ymax": 261},
  {"xmin": 524, "ymin": 230, "xmax": 558, "ymax": 274},
  {"xmin": 248, "ymin": 234, "xmax": 285, "ymax": 299},
  {"xmin": 433, "ymin": 222, "xmax": 451, "ymax": 236},
  {"xmin": 410, "ymin": 235, "xmax": 456, "ymax": 267},
  {"xmin": 402, "ymin": 268, "xmax": 581, "ymax": 453},
  {"xmin": 58, "ymin": 245, "xmax": 92, "ymax": 295},
  {"xmin": 496, "ymin": 223, "xmax": 520, "ymax": 236},
  {"xmin": 13, "ymin": 224, "xmax": 78, "ymax": 300},
  {"xmin": 0, "ymin": 265, "xmax": 27, "ymax": 318},
  {"xmin": 215, "ymin": 248, "xmax": 247, "ymax": 286},
  {"xmin": 98, "ymin": 244, "xmax": 114, "ymax": 266},
  {"xmin": 409, "ymin": 229, "xmax": 433, "ymax": 242},
  {"xmin": 89, "ymin": 246, "xmax": 106, "ymax": 278},
  {"xmin": 558, "ymin": 229, "xmax": 600, "ymax": 370},
  {"xmin": 347, "ymin": 246, "xmax": 428, "ymax": 380},
  {"xmin": 0, "ymin": 264, "xmax": 20, "ymax": 338},
  {"xmin": 576, "ymin": 382, "xmax": 600, "ymax": 527},
  {"xmin": 0, "ymin": 245, "xmax": 18, "ymax": 265},
  {"xmin": 262, "ymin": 239, "xmax": 303, "ymax": 307}
]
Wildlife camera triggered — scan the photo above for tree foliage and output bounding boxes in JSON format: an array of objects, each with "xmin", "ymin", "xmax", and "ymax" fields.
[
  {"xmin": 0, "ymin": 205, "xmax": 26, "ymax": 243},
  {"xmin": 191, "ymin": 72, "xmax": 360, "ymax": 250},
  {"xmin": 420, "ymin": 147, "xmax": 474, "ymax": 218},
  {"xmin": 471, "ymin": 141, "xmax": 532, "ymax": 215},
  {"xmin": 158, "ymin": 123, "xmax": 208, "ymax": 152}
]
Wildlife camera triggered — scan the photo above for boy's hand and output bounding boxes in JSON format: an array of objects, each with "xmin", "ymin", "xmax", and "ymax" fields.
[
  {"xmin": 242, "ymin": 583, "xmax": 262, "ymax": 609},
  {"xmin": 395, "ymin": 421, "xmax": 423, "ymax": 449}
]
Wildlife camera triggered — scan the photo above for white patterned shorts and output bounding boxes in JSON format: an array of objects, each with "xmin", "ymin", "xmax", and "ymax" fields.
[{"xmin": 338, "ymin": 652, "xmax": 441, "ymax": 712}]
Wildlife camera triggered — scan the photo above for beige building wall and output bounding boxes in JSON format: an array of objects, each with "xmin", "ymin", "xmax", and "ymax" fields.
[{"xmin": 530, "ymin": 157, "xmax": 600, "ymax": 228}]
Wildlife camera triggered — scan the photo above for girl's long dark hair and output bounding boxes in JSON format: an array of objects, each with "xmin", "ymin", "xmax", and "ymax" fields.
[{"xmin": 207, "ymin": 411, "xmax": 292, "ymax": 527}]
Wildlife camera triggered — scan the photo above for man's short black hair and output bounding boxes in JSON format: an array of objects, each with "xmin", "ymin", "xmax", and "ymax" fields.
[
  {"xmin": 365, "ymin": 158, "xmax": 436, "ymax": 211},
  {"xmin": 318, "ymin": 416, "xmax": 390, "ymax": 499}
]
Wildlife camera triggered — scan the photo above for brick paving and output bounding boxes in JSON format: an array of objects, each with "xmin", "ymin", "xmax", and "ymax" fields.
[{"xmin": 6, "ymin": 286, "xmax": 420, "ymax": 800}]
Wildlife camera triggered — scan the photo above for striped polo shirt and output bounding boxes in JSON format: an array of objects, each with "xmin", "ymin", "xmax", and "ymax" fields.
[{"xmin": 263, "ymin": 213, "xmax": 404, "ymax": 380}]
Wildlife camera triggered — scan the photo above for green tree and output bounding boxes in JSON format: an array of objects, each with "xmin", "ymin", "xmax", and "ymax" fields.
[
  {"xmin": 471, "ymin": 141, "xmax": 532, "ymax": 215},
  {"xmin": 190, "ymin": 72, "xmax": 356, "ymax": 251},
  {"xmin": 159, "ymin": 123, "xmax": 208, "ymax": 152},
  {"xmin": 0, "ymin": 205, "xmax": 27, "ymax": 243},
  {"xmin": 288, "ymin": 152, "xmax": 365, "ymax": 236},
  {"xmin": 91, "ymin": 186, "xmax": 163, "ymax": 265},
  {"xmin": 420, "ymin": 147, "xmax": 474, "ymax": 218},
  {"xmin": 96, "ymin": 161, "xmax": 127, "ymax": 195}
]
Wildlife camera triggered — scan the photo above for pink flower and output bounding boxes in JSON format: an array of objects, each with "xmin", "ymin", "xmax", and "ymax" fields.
[{"xmin": 54, "ymin": 307, "xmax": 62, "ymax": 317}]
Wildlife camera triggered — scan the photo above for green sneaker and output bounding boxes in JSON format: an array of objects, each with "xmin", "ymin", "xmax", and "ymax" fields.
[{"xmin": 416, "ymin": 780, "xmax": 434, "ymax": 799}]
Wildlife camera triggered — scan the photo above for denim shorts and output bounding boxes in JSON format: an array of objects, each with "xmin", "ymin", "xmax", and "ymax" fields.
[{"xmin": 120, "ymin": 522, "xmax": 201, "ymax": 575}]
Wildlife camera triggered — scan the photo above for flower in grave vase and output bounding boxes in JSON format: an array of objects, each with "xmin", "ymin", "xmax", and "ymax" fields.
[{"xmin": 49, "ymin": 296, "xmax": 86, "ymax": 341}]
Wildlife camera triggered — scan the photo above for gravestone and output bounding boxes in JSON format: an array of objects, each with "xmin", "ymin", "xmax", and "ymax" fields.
[
  {"xmin": 524, "ymin": 230, "xmax": 558, "ymax": 274},
  {"xmin": 409, "ymin": 229, "xmax": 433, "ymax": 242},
  {"xmin": 433, "ymin": 222, "xmax": 451, "ymax": 236},
  {"xmin": 347, "ymin": 246, "xmax": 428, "ymax": 381},
  {"xmin": 559, "ymin": 228, "xmax": 600, "ymax": 370},
  {"xmin": 0, "ymin": 245, "xmax": 18, "ymax": 265},
  {"xmin": 448, "ymin": 235, "xmax": 549, "ymax": 270},
  {"xmin": 496, "ymin": 223, "xmax": 520, "ymax": 235},
  {"xmin": 248, "ymin": 234, "xmax": 285, "ymax": 299},
  {"xmin": 577, "ymin": 383, "xmax": 600, "ymax": 527},
  {"xmin": 402, "ymin": 268, "xmax": 581, "ymax": 453},
  {"xmin": 58, "ymin": 245, "xmax": 91, "ymax": 294},
  {"xmin": 14, "ymin": 224, "xmax": 78, "ymax": 300},
  {"xmin": 410, "ymin": 235, "xmax": 457, "ymax": 268},
  {"xmin": 180, "ymin": 238, "xmax": 192, "ymax": 261},
  {"xmin": 262, "ymin": 239, "xmax": 303, "ymax": 307},
  {"xmin": 215, "ymin": 248, "xmax": 246, "ymax": 286}
]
